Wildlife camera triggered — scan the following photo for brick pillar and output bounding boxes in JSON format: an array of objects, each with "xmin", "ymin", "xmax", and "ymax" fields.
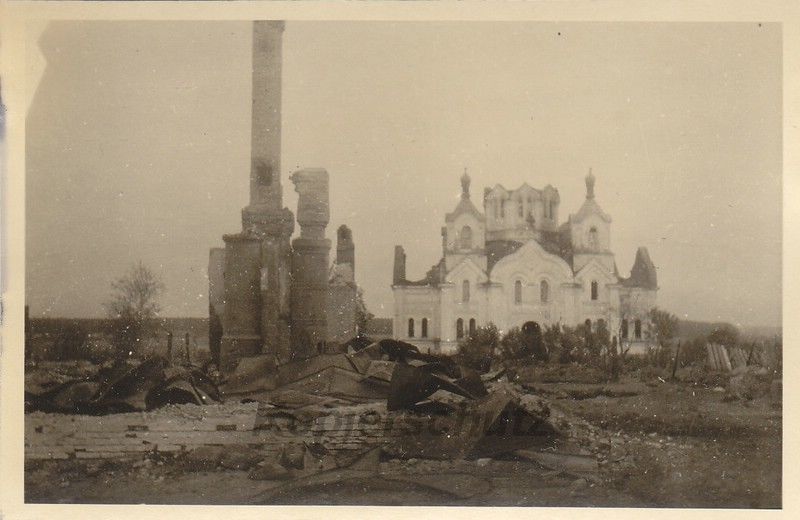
[
  {"xmin": 219, "ymin": 235, "xmax": 262, "ymax": 372},
  {"xmin": 290, "ymin": 168, "xmax": 330, "ymax": 359},
  {"xmin": 336, "ymin": 225, "xmax": 355, "ymax": 272}
]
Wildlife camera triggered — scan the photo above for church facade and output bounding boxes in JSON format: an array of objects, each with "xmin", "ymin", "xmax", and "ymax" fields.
[{"xmin": 392, "ymin": 171, "xmax": 658, "ymax": 355}]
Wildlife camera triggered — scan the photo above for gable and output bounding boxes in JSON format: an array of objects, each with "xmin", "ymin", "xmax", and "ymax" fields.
[
  {"xmin": 574, "ymin": 256, "xmax": 618, "ymax": 283},
  {"xmin": 489, "ymin": 239, "xmax": 573, "ymax": 281},
  {"xmin": 445, "ymin": 256, "xmax": 488, "ymax": 284}
]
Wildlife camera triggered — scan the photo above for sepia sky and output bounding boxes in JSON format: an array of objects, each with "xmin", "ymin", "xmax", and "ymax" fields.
[{"xmin": 25, "ymin": 21, "xmax": 782, "ymax": 327}]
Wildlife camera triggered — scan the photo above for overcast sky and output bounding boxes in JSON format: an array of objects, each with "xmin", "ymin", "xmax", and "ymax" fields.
[{"xmin": 25, "ymin": 21, "xmax": 781, "ymax": 327}]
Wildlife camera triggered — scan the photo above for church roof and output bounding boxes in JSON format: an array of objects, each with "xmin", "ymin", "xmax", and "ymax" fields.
[
  {"xmin": 485, "ymin": 230, "xmax": 574, "ymax": 273},
  {"xmin": 571, "ymin": 198, "xmax": 612, "ymax": 224},
  {"xmin": 445, "ymin": 172, "xmax": 485, "ymax": 223},
  {"xmin": 570, "ymin": 169, "xmax": 612, "ymax": 223},
  {"xmin": 444, "ymin": 196, "xmax": 485, "ymax": 223},
  {"xmin": 486, "ymin": 240, "xmax": 524, "ymax": 272},
  {"xmin": 621, "ymin": 247, "xmax": 658, "ymax": 289}
]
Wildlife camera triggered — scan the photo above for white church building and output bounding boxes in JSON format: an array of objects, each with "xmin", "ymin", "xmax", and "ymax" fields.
[{"xmin": 391, "ymin": 171, "xmax": 658, "ymax": 355}]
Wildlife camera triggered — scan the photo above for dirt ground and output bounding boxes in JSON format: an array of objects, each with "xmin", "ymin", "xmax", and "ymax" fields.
[{"xmin": 25, "ymin": 378, "xmax": 781, "ymax": 508}]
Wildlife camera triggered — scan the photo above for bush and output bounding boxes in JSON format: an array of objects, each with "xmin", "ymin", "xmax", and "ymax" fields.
[
  {"xmin": 707, "ymin": 324, "xmax": 740, "ymax": 349},
  {"xmin": 456, "ymin": 323, "xmax": 499, "ymax": 372},
  {"xmin": 52, "ymin": 323, "xmax": 89, "ymax": 361},
  {"xmin": 680, "ymin": 337, "xmax": 708, "ymax": 367},
  {"xmin": 643, "ymin": 345, "xmax": 673, "ymax": 369},
  {"xmin": 498, "ymin": 327, "xmax": 527, "ymax": 362},
  {"xmin": 542, "ymin": 324, "xmax": 563, "ymax": 364}
]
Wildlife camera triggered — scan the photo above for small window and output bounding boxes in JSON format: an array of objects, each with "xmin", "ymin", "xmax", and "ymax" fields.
[
  {"xmin": 635, "ymin": 319, "xmax": 642, "ymax": 339},
  {"xmin": 514, "ymin": 280, "xmax": 522, "ymax": 305},
  {"xmin": 621, "ymin": 319, "xmax": 629, "ymax": 339},
  {"xmin": 544, "ymin": 199, "xmax": 550, "ymax": 219},
  {"xmin": 421, "ymin": 318, "xmax": 428, "ymax": 338},
  {"xmin": 456, "ymin": 318, "xmax": 464, "ymax": 339},
  {"xmin": 462, "ymin": 280, "xmax": 470, "ymax": 303},
  {"xmin": 500, "ymin": 200, "xmax": 505, "ymax": 219},
  {"xmin": 408, "ymin": 318, "xmax": 415, "ymax": 338},
  {"xmin": 517, "ymin": 200, "xmax": 524, "ymax": 218},
  {"xmin": 591, "ymin": 281, "xmax": 598, "ymax": 301},
  {"xmin": 469, "ymin": 318, "xmax": 476, "ymax": 336},
  {"xmin": 549, "ymin": 200, "xmax": 555, "ymax": 220},
  {"xmin": 540, "ymin": 280, "xmax": 550, "ymax": 303},
  {"xmin": 460, "ymin": 226, "xmax": 473, "ymax": 250}
]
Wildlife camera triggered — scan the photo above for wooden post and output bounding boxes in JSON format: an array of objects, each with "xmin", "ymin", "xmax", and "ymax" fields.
[
  {"xmin": 746, "ymin": 342, "xmax": 755, "ymax": 366},
  {"xmin": 671, "ymin": 341, "xmax": 681, "ymax": 380}
]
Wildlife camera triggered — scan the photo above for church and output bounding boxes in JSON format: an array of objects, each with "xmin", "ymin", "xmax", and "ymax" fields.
[{"xmin": 392, "ymin": 170, "xmax": 658, "ymax": 355}]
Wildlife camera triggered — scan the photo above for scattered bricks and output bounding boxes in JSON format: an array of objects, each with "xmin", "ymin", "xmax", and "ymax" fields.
[
  {"xmin": 27, "ymin": 449, "xmax": 70, "ymax": 460},
  {"xmin": 125, "ymin": 433, "xmax": 138, "ymax": 438},
  {"xmin": 128, "ymin": 425, "xmax": 149, "ymax": 432},
  {"xmin": 219, "ymin": 445, "xmax": 266, "ymax": 471},
  {"xmin": 249, "ymin": 461, "xmax": 291, "ymax": 481},
  {"xmin": 153, "ymin": 444, "xmax": 184, "ymax": 453},
  {"xmin": 216, "ymin": 424, "xmax": 237, "ymax": 431},
  {"xmin": 280, "ymin": 444, "xmax": 306, "ymax": 470},
  {"xmin": 83, "ymin": 445, "xmax": 126, "ymax": 452},
  {"xmin": 182, "ymin": 445, "xmax": 226, "ymax": 471}
]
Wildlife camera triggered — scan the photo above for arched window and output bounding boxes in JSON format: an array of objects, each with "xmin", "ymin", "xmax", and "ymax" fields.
[
  {"xmin": 591, "ymin": 280, "xmax": 598, "ymax": 300},
  {"xmin": 408, "ymin": 318, "xmax": 415, "ymax": 338},
  {"xmin": 634, "ymin": 319, "xmax": 642, "ymax": 339},
  {"xmin": 588, "ymin": 227, "xmax": 599, "ymax": 249},
  {"xmin": 421, "ymin": 318, "xmax": 428, "ymax": 338},
  {"xmin": 462, "ymin": 280, "xmax": 470, "ymax": 302},
  {"xmin": 460, "ymin": 226, "xmax": 473, "ymax": 250},
  {"xmin": 540, "ymin": 280, "xmax": 550, "ymax": 303},
  {"xmin": 549, "ymin": 200, "xmax": 556, "ymax": 220},
  {"xmin": 469, "ymin": 318, "xmax": 476, "ymax": 336},
  {"xmin": 456, "ymin": 318, "xmax": 464, "ymax": 339},
  {"xmin": 621, "ymin": 319, "xmax": 629, "ymax": 339},
  {"xmin": 514, "ymin": 280, "xmax": 522, "ymax": 305}
]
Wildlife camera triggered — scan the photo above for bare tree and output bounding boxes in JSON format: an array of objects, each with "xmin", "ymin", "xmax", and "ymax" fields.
[{"xmin": 105, "ymin": 261, "xmax": 165, "ymax": 356}]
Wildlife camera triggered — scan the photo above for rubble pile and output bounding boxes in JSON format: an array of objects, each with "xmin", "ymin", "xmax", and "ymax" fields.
[{"xmin": 25, "ymin": 356, "xmax": 221, "ymax": 414}]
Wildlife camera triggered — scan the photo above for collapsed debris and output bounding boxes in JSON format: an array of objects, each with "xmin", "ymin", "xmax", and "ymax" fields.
[{"xmin": 25, "ymin": 356, "xmax": 221, "ymax": 414}]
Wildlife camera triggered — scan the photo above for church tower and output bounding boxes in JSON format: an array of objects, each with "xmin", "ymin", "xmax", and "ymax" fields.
[{"xmin": 569, "ymin": 169, "xmax": 614, "ymax": 273}]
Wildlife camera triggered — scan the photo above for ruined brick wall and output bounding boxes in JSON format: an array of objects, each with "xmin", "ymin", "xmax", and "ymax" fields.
[
  {"xmin": 219, "ymin": 236, "xmax": 263, "ymax": 372},
  {"xmin": 327, "ymin": 283, "xmax": 357, "ymax": 343},
  {"xmin": 25, "ymin": 403, "xmax": 407, "ymax": 461}
]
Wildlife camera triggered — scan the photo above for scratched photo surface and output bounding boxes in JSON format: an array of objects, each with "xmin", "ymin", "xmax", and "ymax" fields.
[{"xmin": 24, "ymin": 21, "xmax": 781, "ymax": 507}]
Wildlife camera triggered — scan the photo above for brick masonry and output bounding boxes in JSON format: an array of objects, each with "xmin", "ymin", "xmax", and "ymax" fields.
[{"xmin": 25, "ymin": 401, "xmax": 411, "ymax": 461}]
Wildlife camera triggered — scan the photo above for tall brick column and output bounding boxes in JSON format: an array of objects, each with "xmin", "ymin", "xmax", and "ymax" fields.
[
  {"xmin": 290, "ymin": 168, "xmax": 331, "ymax": 359},
  {"xmin": 215, "ymin": 20, "xmax": 294, "ymax": 371}
]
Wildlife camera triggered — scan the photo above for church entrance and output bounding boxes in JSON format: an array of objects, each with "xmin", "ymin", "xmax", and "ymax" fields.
[{"xmin": 521, "ymin": 321, "xmax": 548, "ymax": 361}]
